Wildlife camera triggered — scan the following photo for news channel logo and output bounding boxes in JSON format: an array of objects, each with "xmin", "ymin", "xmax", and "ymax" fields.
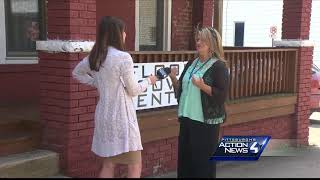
[{"xmin": 210, "ymin": 136, "xmax": 271, "ymax": 161}]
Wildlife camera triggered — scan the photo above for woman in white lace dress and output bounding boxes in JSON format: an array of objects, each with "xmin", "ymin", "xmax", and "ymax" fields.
[{"xmin": 72, "ymin": 16, "xmax": 157, "ymax": 178}]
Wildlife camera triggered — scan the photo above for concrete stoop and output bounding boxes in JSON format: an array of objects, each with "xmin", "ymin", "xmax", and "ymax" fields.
[
  {"xmin": 48, "ymin": 175, "xmax": 70, "ymax": 178},
  {"xmin": 0, "ymin": 149, "xmax": 61, "ymax": 178}
]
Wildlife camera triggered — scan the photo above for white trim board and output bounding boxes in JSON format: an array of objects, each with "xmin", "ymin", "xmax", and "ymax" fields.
[
  {"xmin": 36, "ymin": 40, "xmax": 95, "ymax": 53},
  {"xmin": 135, "ymin": 0, "xmax": 140, "ymax": 51},
  {"xmin": 274, "ymin": 40, "xmax": 315, "ymax": 47},
  {"xmin": 0, "ymin": 1, "xmax": 7, "ymax": 64},
  {"xmin": 163, "ymin": 0, "xmax": 172, "ymax": 51}
]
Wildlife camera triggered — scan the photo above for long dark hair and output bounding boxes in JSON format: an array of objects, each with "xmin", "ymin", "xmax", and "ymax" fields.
[{"xmin": 89, "ymin": 16, "xmax": 125, "ymax": 71}]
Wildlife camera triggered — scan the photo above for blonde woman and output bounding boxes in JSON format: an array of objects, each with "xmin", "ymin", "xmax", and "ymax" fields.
[{"xmin": 169, "ymin": 27, "xmax": 229, "ymax": 178}]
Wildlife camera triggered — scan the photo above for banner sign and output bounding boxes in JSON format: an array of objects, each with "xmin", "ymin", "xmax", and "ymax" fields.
[{"xmin": 132, "ymin": 61, "xmax": 187, "ymax": 110}]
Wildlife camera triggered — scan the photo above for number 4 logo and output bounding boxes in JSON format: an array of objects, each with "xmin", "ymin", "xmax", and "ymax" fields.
[{"xmin": 250, "ymin": 142, "xmax": 259, "ymax": 153}]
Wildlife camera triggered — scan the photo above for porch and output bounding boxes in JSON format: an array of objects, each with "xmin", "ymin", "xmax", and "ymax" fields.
[
  {"xmin": 0, "ymin": 0, "xmax": 314, "ymax": 178},
  {"xmin": 0, "ymin": 46, "xmax": 299, "ymax": 151}
]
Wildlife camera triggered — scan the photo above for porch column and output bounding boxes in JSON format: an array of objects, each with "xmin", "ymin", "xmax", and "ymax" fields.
[
  {"xmin": 192, "ymin": 0, "xmax": 214, "ymax": 27},
  {"xmin": 275, "ymin": 0, "xmax": 314, "ymax": 146},
  {"xmin": 37, "ymin": 0, "xmax": 99, "ymax": 177},
  {"xmin": 188, "ymin": 0, "xmax": 214, "ymax": 50},
  {"xmin": 96, "ymin": 0, "xmax": 136, "ymax": 50}
]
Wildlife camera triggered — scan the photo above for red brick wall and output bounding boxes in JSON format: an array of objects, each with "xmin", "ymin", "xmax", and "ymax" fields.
[
  {"xmin": 0, "ymin": 65, "xmax": 39, "ymax": 104},
  {"xmin": 202, "ymin": 0, "xmax": 214, "ymax": 27},
  {"xmin": 281, "ymin": 0, "xmax": 313, "ymax": 145},
  {"xmin": 192, "ymin": 0, "xmax": 214, "ymax": 27},
  {"xmin": 221, "ymin": 115, "xmax": 296, "ymax": 139},
  {"xmin": 295, "ymin": 47, "xmax": 313, "ymax": 145},
  {"xmin": 282, "ymin": 0, "xmax": 312, "ymax": 40},
  {"xmin": 39, "ymin": 52, "xmax": 98, "ymax": 176},
  {"xmin": 40, "ymin": 0, "xmax": 96, "ymax": 177},
  {"xmin": 114, "ymin": 137, "xmax": 178, "ymax": 178},
  {"xmin": 171, "ymin": 0, "xmax": 194, "ymax": 50},
  {"xmin": 47, "ymin": 0, "xmax": 96, "ymax": 41},
  {"xmin": 96, "ymin": 0, "xmax": 136, "ymax": 51},
  {"xmin": 44, "ymin": 112, "xmax": 294, "ymax": 178},
  {"xmin": 172, "ymin": 0, "xmax": 214, "ymax": 50}
]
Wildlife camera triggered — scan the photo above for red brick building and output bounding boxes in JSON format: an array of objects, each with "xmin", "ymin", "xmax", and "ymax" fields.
[{"xmin": 0, "ymin": 0, "xmax": 314, "ymax": 178}]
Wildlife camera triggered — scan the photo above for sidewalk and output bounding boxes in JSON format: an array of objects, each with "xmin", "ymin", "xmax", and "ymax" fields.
[{"xmin": 151, "ymin": 124, "xmax": 320, "ymax": 178}]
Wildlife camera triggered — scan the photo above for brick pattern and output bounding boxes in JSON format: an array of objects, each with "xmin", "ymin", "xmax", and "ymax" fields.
[
  {"xmin": 114, "ymin": 115, "xmax": 294, "ymax": 178},
  {"xmin": 295, "ymin": 47, "xmax": 313, "ymax": 145},
  {"xmin": 41, "ymin": 1, "xmax": 97, "ymax": 174},
  {"xmin": 171, "ymin": 0, "xmax": 194, "ymax": 50},
  {"xmin": 96, "ymin": 0, "xmax": 136, "ymax": 50},
  {"xmin": 47, "ymin": 0, "xmax": 96, "ymax": 41},
  {"xmin": 221, "ymin": 115, "xmax": 296, "ymax": 139},
  {"xmin": 0, "ymin": 65, "xmax": 39, "ymax": 104},
  {"xmin": 39, "ymin": 52, "xmax": 99, "ymax": 175},
  {"xmin": 171, "ymin": 0, "xmax": 214, "ymax": 50},
  {"xmin": 111, "ymin": 137, "xmax": 178, "ymax": 178},
  {"xmin": 62, "ymin": 136, "xmax": 179, "ymax": 178},
  {"xmin": 282, "ymin": 0, "xmax": 312, "ymax": 40},
  {"xmin": 202, "ymin": 0, "xmax": 214, "ymax": 27},
  {"xmin": 281, "ymin": 0, "xmax": 313, "ymax": 146}
]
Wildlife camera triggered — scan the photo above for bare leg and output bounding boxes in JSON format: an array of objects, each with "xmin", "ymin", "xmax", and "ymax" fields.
[
  {"xmin": 99, "ymin": 158, "xmax": 115, "ymax": 178},
  {"xmin": 127, "ymin": 162, "xmax": 142, "ymax": 178}
]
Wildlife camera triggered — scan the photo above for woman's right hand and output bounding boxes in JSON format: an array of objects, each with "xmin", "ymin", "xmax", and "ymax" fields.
[
  {"xmin": 169, "ymin": 67, "xmax": 178, "ymax": 79},
  {"xmin": 148, "ymin": 75, "xmax": 158, "ymax": 85}
]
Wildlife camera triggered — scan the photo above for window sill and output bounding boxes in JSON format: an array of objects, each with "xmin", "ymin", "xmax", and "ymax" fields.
[{"xmin": 2, "ymin": 56, "xmax": 39, "ymax": 64}]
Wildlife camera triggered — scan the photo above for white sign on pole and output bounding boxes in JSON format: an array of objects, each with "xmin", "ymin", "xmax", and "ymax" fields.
[
  {"xmin": 269, "ymin": 26, "xmax": 277, "ymax": 39},
  {"xmin": 132, "ymin": 61, "xmax": 187, "ymax": 110}
]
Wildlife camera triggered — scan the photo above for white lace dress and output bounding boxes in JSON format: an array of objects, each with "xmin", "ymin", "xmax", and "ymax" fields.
[{"xmin": 72, "ymin": 46, "xmax": 149, "ymax": 157}]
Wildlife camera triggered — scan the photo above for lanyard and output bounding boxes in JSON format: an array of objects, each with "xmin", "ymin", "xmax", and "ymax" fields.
[{"xmin": 188, "ymin": 58, "xmax": 211, "ymax": 80}]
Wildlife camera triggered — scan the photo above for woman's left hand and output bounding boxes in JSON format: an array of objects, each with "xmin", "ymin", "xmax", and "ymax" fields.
[{"xmin": 192, "ymin": 75, "xmax": 205, "ymax": 89}]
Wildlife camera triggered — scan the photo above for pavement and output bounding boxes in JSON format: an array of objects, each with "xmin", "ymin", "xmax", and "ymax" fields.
[{"xmin": 151, "ymin": 122, "xmax": 320, "ymax": 178}]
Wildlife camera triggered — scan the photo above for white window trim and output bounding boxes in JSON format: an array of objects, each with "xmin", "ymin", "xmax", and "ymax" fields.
[
  {"xmin": 163, "ymin": 0, "xmax": 172, "ymax": 51},
  {"xmin": 135, "ymin": 0, "xmax": 172, "ymax": 51},
  {"xmin": 0, "ymin": 1, "xmax": 7, "ymax": 64},
  {"xmin": 274, "ymin": 40, "xmax": 314, "ymax": 47},
  {"xmin": 135, "ymin": 0, "xmax": 140, "ymax": 51},
  {"xmin": 0, "ymin": 1, "xmax": 38, "ymax": 64}
]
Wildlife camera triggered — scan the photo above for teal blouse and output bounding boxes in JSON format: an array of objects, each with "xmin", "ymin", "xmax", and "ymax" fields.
[{"xmin": 178, "ymin": 58, "xmax": 217, "ymax": 123}]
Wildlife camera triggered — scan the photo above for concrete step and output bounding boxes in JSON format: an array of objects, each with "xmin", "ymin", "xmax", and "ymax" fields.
[
  {"xmin": 0, "ymin": 119, "xmax": 25, "ymax": 134},
  {"xmin": 0, "ymin": 150, "xmax": 59, "ymax": 178},
  {"xmin": 0, "ymin": 131, "xmax": 41, "ymax": 156},
  {"xmin": 47, "ymin": 174, "xmax": 70, "ymax": 178}
]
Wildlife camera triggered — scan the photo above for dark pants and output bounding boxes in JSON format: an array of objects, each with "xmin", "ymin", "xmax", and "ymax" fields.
[{"xmin": 177, "ymin": 117, "xmax": 220, "ymax": 178}]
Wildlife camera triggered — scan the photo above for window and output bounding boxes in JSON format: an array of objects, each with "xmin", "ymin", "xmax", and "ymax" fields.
[
  {"xmin": 137, "ymin": 0, "xmax": 171, "ymax": 51},
  {"xmin": 4, "ymin": 0, "xmax": 46, "ymax": 58},
  {"xmin": 234, "ymin": 22, "xmax": 245, "ymax": 47}
]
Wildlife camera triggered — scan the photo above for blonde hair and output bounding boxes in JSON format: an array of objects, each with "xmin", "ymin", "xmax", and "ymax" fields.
[{"xmin": 195, "ymin": 26, "xmax": 228, "ymax": 67}]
